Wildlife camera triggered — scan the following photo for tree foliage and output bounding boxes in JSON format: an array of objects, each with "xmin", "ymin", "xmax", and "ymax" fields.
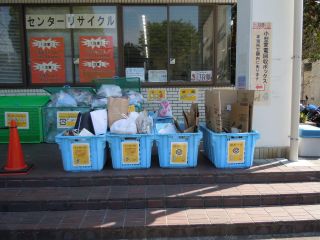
[{"xmin": 303, "ymin": 0, "xmax": 320, "ymax": 61}]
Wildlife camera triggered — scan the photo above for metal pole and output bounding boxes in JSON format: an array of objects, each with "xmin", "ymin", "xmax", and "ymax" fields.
[{"xmin": 289, "ymin": 0, "xmax": 303, "ymax": 161}]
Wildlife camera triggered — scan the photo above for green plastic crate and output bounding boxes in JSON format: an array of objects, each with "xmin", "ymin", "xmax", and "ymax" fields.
[
  {"xmin": 43, "ymin": 87, "xmax": 96, "ymax": 143},
  {"xmin": 0, "ymin": 96, "xmax": 50, "ymax": 143},
  {"xmin": 93, "ymin": 77, "xmax": 141, "ymax": 92},
  {"xmin": 43, "ymin": 106, "xmax": 91, "ymax": 143},
  {"xmin": 43, "ymin": 86, "xmax": 96, "ymax": 95}
]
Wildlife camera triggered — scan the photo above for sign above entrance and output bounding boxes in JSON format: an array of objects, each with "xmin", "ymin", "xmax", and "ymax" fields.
[{"xmin": 26, "ymin": 14, "xmax": 116, "ymax": 29}]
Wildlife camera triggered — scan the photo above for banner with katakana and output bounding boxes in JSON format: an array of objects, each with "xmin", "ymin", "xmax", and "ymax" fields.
[
  {"xmin": 30, "ymin": 37, "xmax": 66, "ymax": 83},
  {"xmin": 79, "ymin": 36, "xmax": 115, "ymax": 83}
]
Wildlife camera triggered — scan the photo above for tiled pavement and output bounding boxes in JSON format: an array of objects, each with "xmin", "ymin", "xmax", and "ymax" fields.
[
  {"xmin": 0, "ymin": 182, "xmax": 320, "ymax": 211},
  {"xmin": 1, "ymin": 205, "xmax": 320, "ymax": 239},
  {"xmin": 1, "ymin": 144, "xmax": 320, "ymax": 239}
]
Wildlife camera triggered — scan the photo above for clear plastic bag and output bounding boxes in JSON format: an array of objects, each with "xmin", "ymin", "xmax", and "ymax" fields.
[
  {"xmin": 136, "ymin": 111, "xmax": 153, "ymax": 134},
  {"xmin": 51, "ymin": 90, "xmax": 77, "ymax": 107},
  {"xmin": 97, "ymin": 84, "xmax": 122, "ymax": 98}
]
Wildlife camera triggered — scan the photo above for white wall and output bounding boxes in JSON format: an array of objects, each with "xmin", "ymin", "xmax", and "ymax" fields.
[{"xmin": 236, "ymin": 0, "xmax": 294, "ymax": 147}]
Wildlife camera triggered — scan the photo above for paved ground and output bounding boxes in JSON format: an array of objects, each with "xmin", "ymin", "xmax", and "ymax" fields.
[{"xmin": 121, "ymin": 233, "xmax": 320, "ymax": 239}]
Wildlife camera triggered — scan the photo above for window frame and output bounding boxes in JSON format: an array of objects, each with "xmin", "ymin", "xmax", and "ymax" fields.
[
  {"xmin": 0, "ymin": 3, "xmax": 236, "ymax": 88},
  {"xmin": 0, "ymin": 4, "xmax": 27, "ymax": 88}
]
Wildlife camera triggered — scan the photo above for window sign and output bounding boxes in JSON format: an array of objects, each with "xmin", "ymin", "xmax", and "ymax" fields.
[
  {"xmin": 251, "ymin": 22, "xmax": 272, "ymax": 104},
  {"xmin": 191, "ymin": 71, "xmax": 212, "ymax": 82},
  {"xmin": 26, "ymin": 14, "xmax": 116, "ymax": 29},
  {"xmin": 125, "ymin": 68, "xmax": 145, "ymax": 82},
  {"xmin": 26, "ymin": 15, "xmax": 66, "ymax": 29},
  {"xmin": 30, "ymin": 37, "xmax": 66, "ymax": 83},
  {"xmin": 66, "ymin": 14, "xmax": 116, "ymax": 29},
  {"xmin": 79, "ymin": 36, "xmax": 115, "ymax": 83},
  {"xmin": 148, "ymin": 70, "xmax": 167, "ymax": 82}
]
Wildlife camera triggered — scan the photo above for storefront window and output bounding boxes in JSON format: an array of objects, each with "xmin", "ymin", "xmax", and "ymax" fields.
[
  {"xmin": 25, "ymin": 6, "xmax": 118, "ymax": 84},
  {"xmin": 123, "ymin": 6, "xmax": 167, "ymax": 83},
  {"xmin": 216, "ymin": 5, "xmax": 236, "ymax": 85},
  {"xmin": 169, "ymin": 6, "xmax": 214, "ymax": 82},
  {"xmin": 0, "ymin": 6, "xmax": 23, "ymax": 84}
]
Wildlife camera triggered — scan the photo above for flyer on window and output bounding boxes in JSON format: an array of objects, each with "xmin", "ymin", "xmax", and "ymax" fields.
[
  {"xmin": 30, "ymin": 37, "xmax": 66, "ymax": 83},
  {"xmin": 79, "ymin": 36, "xmax": 115, "ymax": 83}
]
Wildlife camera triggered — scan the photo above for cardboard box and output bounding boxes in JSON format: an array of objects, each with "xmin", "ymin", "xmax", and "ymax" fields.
[
  {"xmin": 107, "ymin": 97, "xmax": 129, "ymax": 127},
  {"xmin": 205, "ymin": 89, "xmax": 254, "ymax": 133}
]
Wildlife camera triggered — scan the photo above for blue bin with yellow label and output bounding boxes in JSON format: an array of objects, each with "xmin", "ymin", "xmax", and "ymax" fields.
[
  {"xmin": 55, "ymin": 133, "xmax": 107, "ymax": 172},
  {"xmin": 200, "ymin": 124, "xmax": 260, "ymax": 168},
  {"xmin": 154, "ymin": 122, "xmax": 202, "ymax": 168},
  {"xmin": 105, "ymin": 131, "xmax": 154, "ymax": 169}
]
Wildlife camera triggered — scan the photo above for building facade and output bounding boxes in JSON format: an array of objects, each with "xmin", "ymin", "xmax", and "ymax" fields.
[{"xmin": 0, "ymin": 0, "xmax": 297, "ymax": 159}]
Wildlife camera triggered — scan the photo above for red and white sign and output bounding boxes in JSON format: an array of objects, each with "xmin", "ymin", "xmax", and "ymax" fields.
[
  {"xmin": 79, "ymin": 36, "xmax": 115, "ymax": 83},
  {"xmin": 30, "ymin": 37, "xmax": 66, "ymax": 83}
]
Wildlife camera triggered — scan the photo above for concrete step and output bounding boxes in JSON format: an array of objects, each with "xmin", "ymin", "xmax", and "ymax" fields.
[
  {"xmin": 1, "ymin": 182, "xmax": 320, "ymax": 211},
  {"xmin": 1, "ymin": 160, "xmax": 320, "ymax": 188},
  {"xmin": 1, "ymin": 204, "xmax": 320, "ymax": 239}
]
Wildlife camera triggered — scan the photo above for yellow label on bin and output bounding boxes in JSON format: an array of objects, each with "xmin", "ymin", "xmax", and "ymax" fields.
[
  {"xmin": 5, "ymin": 112, "xmax": 29, "ymax": 129},
  {"xmin": 179, "ymin": 88, "xmax": 197, "ymax": 101},
  {"xmin": 71, "ymin": 143, "xmax": 91, "ymax": 167},
  {"xmin": 57, "ymin": 111, "xmax": 79, "ymax": 129},
  {"xmin": 122, "ymin": 141, "xmax": 140, "ymax": 164},
  {"xmin": 227, "ymin": 140, "xmax": 245, "ymax": 164},
  {"xmin": 128, "ymin": 105, "xmax": 135, "ymax": 113},
  {"xmin": 170, "ymin": 142, "xmax": 188, "ymax": 164}
]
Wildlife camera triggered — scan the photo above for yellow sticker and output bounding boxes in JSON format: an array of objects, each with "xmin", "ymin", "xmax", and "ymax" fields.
[
  {"xmin": 57, "ymin": 111, "xmax": 80, "ymax": 129},
  {"xmin": 179, "ymin": 88, "xmax": 197, "ymax": 101},
  {"xmin": 227, "ymin": 140, "xmax": 245, "ymax": 164},
  {"xmin": 71, "ymin": 143, "xmax": 91, "ymax": 167},
  {"xmin": 170, "ymin": 142, "xmax": 188, "ymax": 164},
  {"xmin": 147, "ymin": 89, "xmax": 166, "ymax": 101},
  {"xmin": 122, "ymin": 141, "xmax": 140, "ymax": 164},
  {"xmin": 128, "ymin": 105, "xmax": 136, "ymax": 113},
  {"xmin": 5, "ymin": 112, "xmax": 29, "ymax": 129}
]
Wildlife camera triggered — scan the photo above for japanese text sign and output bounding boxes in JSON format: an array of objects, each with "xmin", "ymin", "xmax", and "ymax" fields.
[
  {"xmin": 251, "ymin": 22, "xmax": 272, "ymax": 104},
  {"xmin": 26, "ymin": 14, "xmax": 116, "ymax": 29}
]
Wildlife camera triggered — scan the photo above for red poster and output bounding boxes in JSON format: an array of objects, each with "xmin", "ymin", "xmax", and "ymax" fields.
[
  {"xmin": 30, "ymin": 37, "xmax": 65, "ymax": 59},
  {"xmin": 79, "ymin": 59, "xmax": 115, "ymax": 83},
  {"xmin": 30, "ymin": 37, "xmax": 66, "ymax": 83},
  {"xmin": 31, "ymin": 59, "xmax": 66, "ymax": 84},
  {"xmin": 79, "ymin": 36, "xmax": 114, "ymax": 59},
  {"xmin": 79, "ymin": 36, "xmax": 115, "ymax": 83}
]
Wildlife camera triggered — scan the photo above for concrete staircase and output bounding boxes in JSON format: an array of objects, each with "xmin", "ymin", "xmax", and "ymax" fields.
[{"xmin": 0, "ymin": 144, "xmax": 320, "ymax": 239}]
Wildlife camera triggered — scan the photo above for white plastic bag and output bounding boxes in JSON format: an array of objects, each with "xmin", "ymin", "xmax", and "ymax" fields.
[
  {"xmin": 110, "ymin": 112, "xmax": 139, "ymax": 134},
  {"xmin": 97, "ymin": 85, "xmax": 122, "ymax": 98},
  {"xmin": 157, "ymin": 123, "xmax": 177, "ymax": 134}
]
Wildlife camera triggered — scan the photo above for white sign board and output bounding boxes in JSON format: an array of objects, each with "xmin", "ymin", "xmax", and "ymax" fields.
[
  {"xmin": 26, "ymin": 15, "xmax": 66, "ymax": 29},
  {"xmin": 251, "ymin": 22, "xmax": 272, "ymax": 104},
  {"xmin": 66, "ymin": 14, "xmax": 116, "ymax": 29},
  {"xmin": 26, "ymin": 14, "xmax": 116, "ymax": 29},
  {"xmin": 148, "ymin": 70, "xmax": 167, "ymax": 82},
  {"xmin": 191, "ymin": 71, "xmax": 212, "ymax": 82},
  {"xmin": 125, "ymin": 68, "xmax": 145, "ymax": 82}
]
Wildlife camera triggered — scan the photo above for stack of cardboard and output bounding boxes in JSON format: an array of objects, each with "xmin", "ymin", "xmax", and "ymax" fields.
[{"xmin": 205, "ymin": 89, "xmax": 254, "ymax": 133}]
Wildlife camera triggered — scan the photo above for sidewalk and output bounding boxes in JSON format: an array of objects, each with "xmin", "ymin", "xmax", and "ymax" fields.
[{"xmin": 1, "ymin": 143, "xmax": 320, "ymax": 179}]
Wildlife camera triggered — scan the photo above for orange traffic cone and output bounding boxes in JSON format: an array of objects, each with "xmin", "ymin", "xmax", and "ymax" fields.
[{"xmin": 0, "ymin": 120, "xmax": 32, "ymax": 175}]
